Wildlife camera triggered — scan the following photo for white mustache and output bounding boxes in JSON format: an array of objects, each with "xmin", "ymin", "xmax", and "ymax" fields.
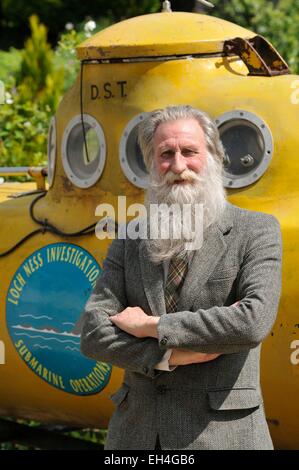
[{"xmin": 162, "ymin": 169, "xmax": 202, "ymax": 185}]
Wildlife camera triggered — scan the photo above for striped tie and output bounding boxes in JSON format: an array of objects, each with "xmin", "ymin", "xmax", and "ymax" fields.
[{"xmin": 164, "ymin": 255, "xmax": 188, "ymax": 313}]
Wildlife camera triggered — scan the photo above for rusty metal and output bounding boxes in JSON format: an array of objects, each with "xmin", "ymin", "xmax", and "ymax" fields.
[
  {"xmin": 28, "ymin": 167, "xmax": 48, "ymax": 190},
  {"xmin": 224, "ymin": 35, "xmax": 290, "ymax": 76}
]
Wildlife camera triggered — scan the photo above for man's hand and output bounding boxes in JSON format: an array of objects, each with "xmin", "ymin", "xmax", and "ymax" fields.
[
  {"xmin": 110, "ymin": 301, "xmax": 241, "ymax": 339},
  {"xmin": 109, "ymin": 308, "xmax": 221, "ymax": 366},
  {"xmin": 169, "ymin": 348, "xmax": 221, "ymax": 366},
  {"xmin": 109, "ymin": 307, "xmax": 159, "ymax": 338}
]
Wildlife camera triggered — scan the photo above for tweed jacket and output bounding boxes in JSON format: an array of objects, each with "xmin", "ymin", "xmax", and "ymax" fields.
[{"xmin": 80, "ymin": 201, "xmax": 282, "ymax": 450}]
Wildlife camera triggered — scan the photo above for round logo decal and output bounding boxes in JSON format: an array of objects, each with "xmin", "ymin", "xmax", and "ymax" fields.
[{"xmin": 6, "ymin": 243, "xmax": 112, "ymax": 395}]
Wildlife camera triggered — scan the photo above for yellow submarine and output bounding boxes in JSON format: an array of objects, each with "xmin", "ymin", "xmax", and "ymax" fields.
[{"xmin": 0, "ymin": 2, "xmax": 299, "ymax": 450}]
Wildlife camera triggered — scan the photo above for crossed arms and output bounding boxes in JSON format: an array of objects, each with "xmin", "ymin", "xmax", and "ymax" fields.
[{"xmin": 109, "ymin": 306, "xmax": 222, "ymax": 366}]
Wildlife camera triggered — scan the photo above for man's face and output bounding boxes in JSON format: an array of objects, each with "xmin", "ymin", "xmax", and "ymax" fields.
[{"xmin": 153, "ymin": 118, "xmax": 207, "ymax": 184}]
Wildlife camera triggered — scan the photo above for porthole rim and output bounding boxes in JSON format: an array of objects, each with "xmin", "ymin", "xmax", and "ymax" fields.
[
  {"xmin": 119, "ymin": 112, "xmax": 149, "ymax": 189},
  {"xmin": 215, "ymin": 109, "xmax": 274, "ymax": 189},
  {"xmin": 61, "ymin": 113, "xmax": 106, "ymax": 189}
]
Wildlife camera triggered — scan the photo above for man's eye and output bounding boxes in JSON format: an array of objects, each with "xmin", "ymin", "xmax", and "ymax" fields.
[
  {"xmin": 182, "ymin": 149, "xmax": 197, "ymax": 156},
  {"xmin": 161, "ymin": 151, "xmax": 173, "ymax": 158}
]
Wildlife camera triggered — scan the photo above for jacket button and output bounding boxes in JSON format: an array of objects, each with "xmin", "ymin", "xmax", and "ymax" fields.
[{"xmin": 160, "ymin": 337, "xmax": 168, "ymax": 346}]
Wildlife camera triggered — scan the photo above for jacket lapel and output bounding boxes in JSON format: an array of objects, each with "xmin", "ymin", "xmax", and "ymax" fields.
[
  {"xmin": 178, "ymin": 203, "xmax": 234, "ymax": 311},
  {"xmin": 139, "ymin": 239, "xmax": 166, "ymax": 316},
  {"xmin": 177, "ymin": 224, "xmax": 227, "ymax": 311}
]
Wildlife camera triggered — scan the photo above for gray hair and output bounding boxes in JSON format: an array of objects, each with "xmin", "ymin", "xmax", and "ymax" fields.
[{"xmin": 138, "ymin": 105, "xmax": 225, "ymax": 170}]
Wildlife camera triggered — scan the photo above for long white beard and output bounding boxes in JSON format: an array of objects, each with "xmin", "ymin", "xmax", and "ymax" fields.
[{"xmin": 144, "ymin": 152, "xmax": 226, "ymax": 264}]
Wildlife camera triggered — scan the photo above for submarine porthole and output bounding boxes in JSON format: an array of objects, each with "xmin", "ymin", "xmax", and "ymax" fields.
[
  {"xmin": 62, "ymin": 114, "xmax": 106, "ymax": 189},
  {"xmin": 47, "ymin": 116, "xmax": 57, "ymax": 187},
  {"xmin": 216, "ymin": 110, "xmax": 274, "ymax": 189},
  {"xmin": 119, "ymin": 113, "xmax": 149, "ymax": 189}
]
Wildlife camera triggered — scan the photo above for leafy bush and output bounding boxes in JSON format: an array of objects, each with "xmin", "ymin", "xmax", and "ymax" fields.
[
  {"xmin": 0, "ymin": 15, "xmax": 110, "ymax": 169},
  {"xmin": 0, "ymin": 100, "xmax": 50, "ymax": 167},
  {"xmin": 0, "ymin": 49, "xmax": 22, "ymax": 83},
  {"xmin": 0, "ymin": 15, "xmax": 62, "ymax": 168},
  {"xmin": 15, "ymin": 15, "xmax": 65, "ymax": 110}
]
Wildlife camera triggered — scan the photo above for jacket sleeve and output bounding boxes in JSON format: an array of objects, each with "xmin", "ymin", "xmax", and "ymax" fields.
[
  {"xmin": 157, "ymin": 214, "xmax": 283, "ymax": 354},
  {"xmin": 80, "ymin": 237, "xmax": 167, "ymax": 378}
]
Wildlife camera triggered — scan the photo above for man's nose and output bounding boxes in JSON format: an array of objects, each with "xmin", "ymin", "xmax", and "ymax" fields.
[{"xmin": 170, "ymin": 152, "xmax": 186, "ymax": 174}]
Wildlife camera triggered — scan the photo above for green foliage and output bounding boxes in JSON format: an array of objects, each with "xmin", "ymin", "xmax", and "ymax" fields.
[
  {"xmin": 67, "ymin": 428, "xmax": 107, "ymax": 445},
  {"xmin": 16, "ymin": 15, "xmax": 65, "ymax": 110},
  {"xmin": 0, "ymin": 15, "xmax": 64, "ymax": 168},
  {"xmin": 210, "ymin": 0, "xmax": 266, "ymax": 27},
  {"xmin": 0, "ymin": 15, "xmax": 114, "ymax": 170},
  {"xmin": 0, "ymin": 49, "xmax": 22, "ymax": 83},
  {"xmin": 0, "ymin": 100, "xmax": 50, "ymax": 167},
  {"xmin": 54, "ymin": 29, "xmax": 82, "ymax": 93},
  {"xmin": 17, "ymin": 15, "xmax": 54, "ymax": 90},
  {"xmin": 253, "ymin": 0, "xmax": 299, "ymax": 73}
]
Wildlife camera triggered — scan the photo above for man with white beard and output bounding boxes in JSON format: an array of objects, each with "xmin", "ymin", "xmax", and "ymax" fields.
[
  {"xmin": 143, "ymin": 109, "xmax": 226, "ymax": 264},
  {"xmin": 80, "ymin": 105, "xmax": 282, "ymax": 450}
]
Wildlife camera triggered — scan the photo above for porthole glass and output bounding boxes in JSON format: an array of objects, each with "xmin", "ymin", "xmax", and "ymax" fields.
[
  {"xmin": 62, "ymin": 114, "xmax": 106, "ymax": 188},
  {"xmin": 215, "ymin": 110, "xmax": 274, "ymax": 189},
  {"xmin": 119, "ymin": 113, "xmax": 149, "ymax": 189},
  {"xmin": 47, "ymin": 116, "xmax": 56, "ymax": 187}
]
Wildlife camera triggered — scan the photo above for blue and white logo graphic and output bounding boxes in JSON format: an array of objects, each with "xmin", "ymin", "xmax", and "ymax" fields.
[{"xmin": 6, "ymin": 243, "xmax": 112, "ymax": 395}]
